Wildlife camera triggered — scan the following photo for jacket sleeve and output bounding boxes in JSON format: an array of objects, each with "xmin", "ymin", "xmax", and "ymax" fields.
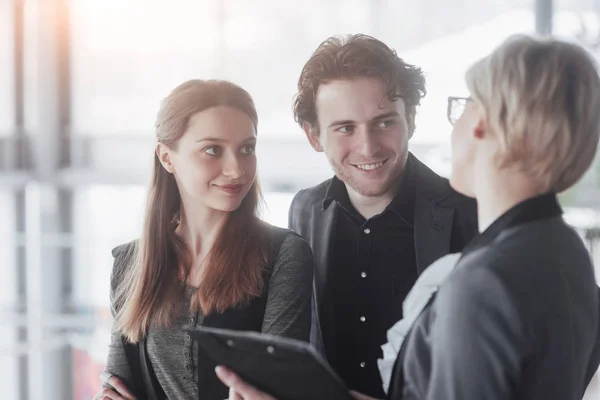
[
  {"xmin": 102, "ymin": 244, "xmax": 136, "ymax": 392},
  {"xmin": 424, "ymin": 266, "xmax": 525, "ymax": 400},
  {"xmin": 261, "ymin": 233, "xmax": 314, "ymax": 342},
  {"xmin": 288, "ymin": 190, "xmax": 303, "ymax": 233},
  {"xmin": 286, "ymin": 189, "xmax": 325, "ymax": 355},
  {"xmin": 584, "ymin": 286, "xmax": 600, "ymax": 390}
]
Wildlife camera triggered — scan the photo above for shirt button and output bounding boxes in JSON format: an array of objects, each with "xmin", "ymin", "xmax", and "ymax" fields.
[
  {"xmin": 184, "ymin": 334, "xmax": 191, "ymax": 341},
  {"xmin": 360, "ymin": 362, "xmax": 366, "ymax": 368},
  {"xmin": 189, "ymin": 317, "xmax": 195, "ymax": 323},
  {"xmin": 363, "ymin": 228, "xmax": 371, "ymax": 234},
  {"xmin": 360, "ymin": 316, "xmax": 366, "ymax": 322},
  {"xmin": 186, "ymin": 363, "xmax": 192, "ymax": 371},
  {"xmin": 361, "ymin": 272, "xmax": 367, "ymax": 278}
]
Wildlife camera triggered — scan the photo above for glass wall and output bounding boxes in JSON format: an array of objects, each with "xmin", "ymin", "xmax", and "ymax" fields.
[
  {"xmin": 0, "ymin": 0, "xmax": 14, "ymax": 134},
  {"xmin": 3, "ymin": 1, "xmax": 600, "ymax": 399}
]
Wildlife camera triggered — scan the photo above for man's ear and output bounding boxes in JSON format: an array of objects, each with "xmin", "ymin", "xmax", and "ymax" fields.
[
  {"xmin": 156, "ymin": 143, "xmax": 175, "ymax": 173},
  {"xmin": 402, "ymin": 101, "xmax": 415, "ymax": 140},
  {"xmin": 407, "ymin": 114, "xmax": 415, "ymax": 140},
  {"xmin": 303, "ymin": 122, "xmax": 324, "ymax": 152}
]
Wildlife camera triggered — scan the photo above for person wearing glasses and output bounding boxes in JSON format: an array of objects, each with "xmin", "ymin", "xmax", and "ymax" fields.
[{"xmin": 216, "ymin": 34, "xmax": 600, "ymax": 400}]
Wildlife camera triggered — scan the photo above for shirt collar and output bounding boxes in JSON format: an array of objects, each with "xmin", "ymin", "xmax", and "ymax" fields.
[
  {"xmin": 463, "ymin": 192, "xmax": 563, "ymax": 255},
  {"xmin": 323, "ymin": 174, "xmax": 350, "ymax": 211}
]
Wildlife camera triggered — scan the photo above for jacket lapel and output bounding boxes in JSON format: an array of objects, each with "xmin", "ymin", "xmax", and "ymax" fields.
[
  {"xmin": 310, "ymin": 200, "xmax": 338, "ymax": 313},
  {"xmin": 412, "ymin": 158, "xmax": 455, "ymax": 274},
  {"xmin": 308, "ymin": 199, "xmax": 339, "ymax": 361}
]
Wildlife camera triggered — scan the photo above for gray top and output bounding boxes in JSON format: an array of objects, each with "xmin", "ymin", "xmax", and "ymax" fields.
[{"xmin": 103, "ymin": 233, "xmax": 314, "ymax": 399}]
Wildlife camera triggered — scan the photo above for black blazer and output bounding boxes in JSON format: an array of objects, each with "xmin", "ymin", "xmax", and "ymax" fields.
[
  {"xmin": 288, "ymin": 153, "xmax": 478, "ymax": 364},
  {"xmin": 388, "ymin": 194, "xmax": 600, "ymax": 400}
]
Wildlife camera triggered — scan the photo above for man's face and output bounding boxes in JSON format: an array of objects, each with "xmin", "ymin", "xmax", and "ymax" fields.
[{"xmin": 305, "ymin": 77, "xmax": 412, "ymax": 197}]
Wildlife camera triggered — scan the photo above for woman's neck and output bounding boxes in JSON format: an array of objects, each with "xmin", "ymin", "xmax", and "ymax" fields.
[
  {"xmin": 176, "ymin": 204, "xmax": 228, "ymax": 258},
  {"xmin": 474, "ymin": 170, "xmax": 545, "ymax": 233}
]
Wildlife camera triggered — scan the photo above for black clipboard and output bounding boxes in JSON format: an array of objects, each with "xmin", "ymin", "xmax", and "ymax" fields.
[{"xmin": 185, "ymin": 325, "xmax": 354, "ymax": 400}]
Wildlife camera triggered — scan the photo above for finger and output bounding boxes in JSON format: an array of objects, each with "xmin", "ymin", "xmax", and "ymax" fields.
[
  {"xmin": 216, "ymin": 366, "xmax": 276, "ymax": 400},
  {"xmin": 103, "ymin": 374, "xmax": 136, "ymax": 399},
  {"xmin": 349, "ymin": 390, "xmax": 381, "ymax": 400},
  {"xmin": 93, "ymin": 388, "xmax": 124, "ymax": 400},
  {"xmin": 93, "ymin": 387, "xmax": 115, "ymax": 400},
  {"xmin": 229, "ymin": 387, "xmax": 243, "ymax": 400}
]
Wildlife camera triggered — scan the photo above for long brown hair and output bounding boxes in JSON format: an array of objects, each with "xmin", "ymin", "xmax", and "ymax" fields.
[{"xmin": 114, "ymin": 80, "xmax": 271, "ymax": 343}]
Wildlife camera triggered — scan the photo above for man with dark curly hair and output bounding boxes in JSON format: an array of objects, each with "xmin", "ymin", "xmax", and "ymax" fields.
[{"xmin": 286, "ymin": 34, "xmax": 478, "ymax": 397}]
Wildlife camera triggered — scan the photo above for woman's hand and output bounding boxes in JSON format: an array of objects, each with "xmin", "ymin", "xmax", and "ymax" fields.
[{"xmin": 93, "ymin": 373, "xmax": 136, "ymax": 400}]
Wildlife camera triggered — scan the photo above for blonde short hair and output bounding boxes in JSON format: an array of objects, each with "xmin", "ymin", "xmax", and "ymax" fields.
[{"xmin": 466, "ymin": 34, "xmax": 600, "ymax": 192}]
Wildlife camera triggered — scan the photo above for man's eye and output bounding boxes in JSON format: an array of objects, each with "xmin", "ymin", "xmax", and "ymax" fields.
[
  {"xmin": 339, "ymin": 125, "xmax": 355, "ymax": 133},
  {"xmin": 378, "ymin": 119, "xmax": 394, "ymax": 128}
]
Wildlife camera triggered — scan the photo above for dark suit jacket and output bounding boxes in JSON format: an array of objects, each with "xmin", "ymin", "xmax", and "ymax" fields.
[
  {"xmin": 288, "ymin": 153, "xmax": 478, "ymax": 364},
  {"xmin": 389, "ymin": 195, "xmax": 600, "ymax": 400}
]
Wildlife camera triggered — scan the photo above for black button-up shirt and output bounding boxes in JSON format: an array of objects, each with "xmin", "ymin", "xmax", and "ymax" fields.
[{"xmin": 328, "ymin": 159, "xmax": 418, "ymax": 398}]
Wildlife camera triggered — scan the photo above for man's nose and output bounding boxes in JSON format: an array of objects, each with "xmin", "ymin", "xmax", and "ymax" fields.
[{"xmin": 355, "ymin": 127, "xmax": 381, "ymax": 158}]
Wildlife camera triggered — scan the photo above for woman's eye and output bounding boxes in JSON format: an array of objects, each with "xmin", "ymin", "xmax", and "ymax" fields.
[
  {"xmin": 242, "ymin": 145, "xmax": 256, "ymax": 155},
  {"xmin": 204, "ymin": 146, "xmax": 221, "ymax": 156}
]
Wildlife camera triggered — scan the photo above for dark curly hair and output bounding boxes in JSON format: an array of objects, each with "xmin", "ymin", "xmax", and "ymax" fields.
[{"xmin": 293, "ymin": 34, "xmax": 426, "ymax": 133}]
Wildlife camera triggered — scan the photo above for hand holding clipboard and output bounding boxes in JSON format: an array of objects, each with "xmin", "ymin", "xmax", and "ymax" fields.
[{"xmin": 186, "ymin": 325, "xmax": 354, "ymax": 400}]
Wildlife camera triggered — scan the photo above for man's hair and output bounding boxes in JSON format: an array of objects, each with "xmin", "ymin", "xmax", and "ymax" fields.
[
  {"xmin": 466, "ymin": 34, "xmax": 600, "ymax": 192},
  {"xmin": 293, "ymin": 34, "xmax": 426, "ymax": 133}
]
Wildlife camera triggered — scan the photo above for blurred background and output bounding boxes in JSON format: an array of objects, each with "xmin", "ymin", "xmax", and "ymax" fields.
[{"xmin": 1, "ymin": 0, "xmax": 600, "ymax": 399}]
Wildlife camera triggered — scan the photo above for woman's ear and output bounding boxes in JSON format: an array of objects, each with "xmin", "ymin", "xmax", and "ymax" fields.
[
  {"xmin": 473, "ymin": 106, "xmax": 488, "ymax": 140},
  {"xmin": 156, "ymin": 143, "xmax": 175, "ymax": 173}
]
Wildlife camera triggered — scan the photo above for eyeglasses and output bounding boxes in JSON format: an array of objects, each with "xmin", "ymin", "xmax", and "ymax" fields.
[{"xmin": 447, "ymin": 96, "xmax": 471, "ymax": 125}]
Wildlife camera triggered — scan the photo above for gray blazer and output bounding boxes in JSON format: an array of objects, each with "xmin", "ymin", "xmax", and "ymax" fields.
[{"xmin": 389, "ymin": 194, "xmax": 600, "ymax": 400}]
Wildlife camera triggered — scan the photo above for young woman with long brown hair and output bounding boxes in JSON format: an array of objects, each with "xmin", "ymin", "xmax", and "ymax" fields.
[{"xmin": 93, "ymin": 79, "xmax": 314, "ymax": 400}]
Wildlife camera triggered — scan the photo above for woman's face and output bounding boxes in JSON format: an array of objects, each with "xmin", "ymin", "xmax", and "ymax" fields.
[
  {"xmin": 449, "ymin": 97, "xmax": 483, "ymax": 197},
  {"xmin": 158, "ymin": 106, "xmax": 258, "ymax": 213}
]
